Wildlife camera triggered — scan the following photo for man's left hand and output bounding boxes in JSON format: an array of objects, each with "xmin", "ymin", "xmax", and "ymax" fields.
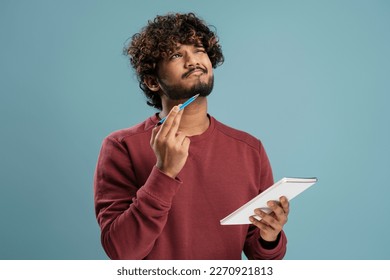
[{"xmin": 250, "ymin": 196, "xmax": 289, "ymax": 242}]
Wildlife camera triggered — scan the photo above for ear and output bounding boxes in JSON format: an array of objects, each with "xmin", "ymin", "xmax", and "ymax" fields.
[{"xmin": 144, "ymin": 76, "xmax": 160, "ymax": 92}]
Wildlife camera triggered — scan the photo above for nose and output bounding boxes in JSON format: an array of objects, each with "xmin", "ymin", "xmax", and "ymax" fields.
[{"xmin": 184, "ymin": 52, "xmax": 199, "ymax": 68}]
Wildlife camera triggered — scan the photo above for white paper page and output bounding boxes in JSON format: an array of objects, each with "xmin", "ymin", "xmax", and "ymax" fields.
[{"xmin": 220, "ymin": 177, "xmax": 317, "ymax": 225}]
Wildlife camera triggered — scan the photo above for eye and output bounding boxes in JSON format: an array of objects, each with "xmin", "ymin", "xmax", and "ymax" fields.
[{"xmin": 170, "ymin": 53, "xmax": 182, "ymax": 60}]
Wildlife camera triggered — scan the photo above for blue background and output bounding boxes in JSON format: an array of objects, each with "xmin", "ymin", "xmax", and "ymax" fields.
[{"xmin": 1, "ymin": 0, "xmax": 389, "ymax": 259}]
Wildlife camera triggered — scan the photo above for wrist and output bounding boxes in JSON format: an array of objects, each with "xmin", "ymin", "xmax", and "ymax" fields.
[
  {"xmin": 156, "ymin": 163, "xmax": 177, "ymax": 179},
  {"xmin": 259, "ymin": 233, "xmax": 281, "ymax": 250}
]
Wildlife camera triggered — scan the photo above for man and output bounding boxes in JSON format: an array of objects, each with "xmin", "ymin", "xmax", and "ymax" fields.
[{"xmin": 94, "ymin": 13, "xmax": 289, "ymax": 260}]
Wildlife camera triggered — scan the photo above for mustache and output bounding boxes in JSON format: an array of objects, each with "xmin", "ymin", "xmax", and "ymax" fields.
[{"xmin": 182, "ymin": 66, "xmax": 207, "ymax": 78}]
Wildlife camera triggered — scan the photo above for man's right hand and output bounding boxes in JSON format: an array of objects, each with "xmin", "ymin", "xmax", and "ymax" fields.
[{"xmin": 150, "ymin": 106, "xmax": 191, "ymax": 178}]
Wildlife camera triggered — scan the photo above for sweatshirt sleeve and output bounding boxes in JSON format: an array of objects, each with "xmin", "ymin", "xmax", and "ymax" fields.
[
  {"xmin": 244, "ymin": 226, "xmax": 287, "ymax": 259},
  {"xmin": 93, "ymin": 136, "xmax": 181, "ymax": 259},
  {"xmin": 243, "ymin": 140, "xmax": 287, "ymax": 260}
]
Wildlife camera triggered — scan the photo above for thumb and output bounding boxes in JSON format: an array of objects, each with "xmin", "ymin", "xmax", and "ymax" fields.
[{"xmin": 150, "ymin": 126, "xmax": 159, "ymax": 147}]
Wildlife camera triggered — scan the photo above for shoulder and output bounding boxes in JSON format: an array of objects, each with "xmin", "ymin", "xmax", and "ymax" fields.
[
  {"xmin": 105, "ymin": 116, "xmax": 155, "ymax": 144},
  {"xmin": 212, "ymin": 117, "xmax": 264, "ymax": 151}
]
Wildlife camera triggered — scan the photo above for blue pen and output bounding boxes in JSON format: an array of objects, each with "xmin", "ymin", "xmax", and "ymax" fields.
[{"xmin": 156, "ymin": 93, "xmax": 200, "ymax": 126}]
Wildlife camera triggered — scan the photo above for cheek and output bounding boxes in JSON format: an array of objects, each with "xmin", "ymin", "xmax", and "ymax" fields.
[
  {"xmin": 204, "ymin": 59, "xmax": 213, "ymax": 72},
  {"xmin": 208, "ymin": 66, "xmax": 213, "ymax": 76},
  {"xmin": 205, "ymin": 65, "xmax": 213, "ymax": 78},
  {"xmin": 157, "ymin": 67, "xmax": 179, "ymax": 83}
]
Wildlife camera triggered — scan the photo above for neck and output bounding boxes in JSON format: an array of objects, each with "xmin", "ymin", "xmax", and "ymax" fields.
[{"xmin": 159, "ymin": 95, "xmax": 209, "ymax": 136}]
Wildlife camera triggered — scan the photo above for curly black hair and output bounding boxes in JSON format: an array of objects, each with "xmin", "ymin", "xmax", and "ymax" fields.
[{"xmin": 125, "ymin": 13, "xmax": 224, "ymax": 110}]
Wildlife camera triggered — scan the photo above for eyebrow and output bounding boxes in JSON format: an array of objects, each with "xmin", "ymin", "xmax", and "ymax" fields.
[
  {"xmin": 165, "ymin": 43, "xmax": 205, "ymax": 56},
  {"xmin": 175, "ymin": 43, "xmax": 204, "ymax": 49}
]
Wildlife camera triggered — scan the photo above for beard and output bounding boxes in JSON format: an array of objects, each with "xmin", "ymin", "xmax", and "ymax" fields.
[{"xmin": 158, "ymin": 74, "xmax": 214, "ymax": 101}]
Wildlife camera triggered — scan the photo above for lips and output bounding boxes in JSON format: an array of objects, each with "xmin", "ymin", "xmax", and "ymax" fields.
[{"xmin": 182, "ymin": 67, "xmax": 207, "ymax": 78}]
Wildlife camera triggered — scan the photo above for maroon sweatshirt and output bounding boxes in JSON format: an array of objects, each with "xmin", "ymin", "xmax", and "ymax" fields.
[{"xmin": 94, "ymin": 115, "xmax": 287, "ymax": 259}]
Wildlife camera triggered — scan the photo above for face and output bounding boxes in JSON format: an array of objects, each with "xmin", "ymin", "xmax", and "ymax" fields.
[{"xmin": 154, "ymin": 44, "xmax": 214, "ymax": 100}]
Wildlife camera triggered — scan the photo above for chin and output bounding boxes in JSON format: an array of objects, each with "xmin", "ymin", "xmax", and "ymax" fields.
[{"xmin": 161, "ymin": 76, "xmax": 214, "ymax": 100}]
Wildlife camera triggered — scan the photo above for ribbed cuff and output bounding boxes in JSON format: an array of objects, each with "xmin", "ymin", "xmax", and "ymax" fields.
[{"xmin": 140, "ymin": 166, "xmax": 183, "ymax": 205}]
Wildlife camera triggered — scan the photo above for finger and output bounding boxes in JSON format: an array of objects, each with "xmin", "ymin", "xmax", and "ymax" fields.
[
  {"xmin": 174, "ymin": 132, "xmax": 191, "ymax": 158},
  {"xmin": 176, "ymin": 131, "xmax": 190, "ymax": 146},
  {"xmin": 249, "ymin": 216, "xmax": 275, "ymax": 233},
  {"xmin": 158, "ymin": 106, "xmax": 180, "ymax": 137},
  {"xmin": 182, "ymin": 135, "xmax": 191, "ymax": 150},
  {"xmin": 249, "ymin": 216, "xmax": 265, "ymax": 228},
  {"xmin": 280, "ymin": 196, "xmax": 290, "ymax": 215},
  {"xmin": 166, "ymin": 106, "xmax": 184, "ymax": 139},
  {"xmin": 267, "ymin": 201, "xmax": 288, "ymax": 225},
  {"xmin": 150, "ymin": 126, "xmax": 160, "ymax": 147},
  {"xmin": 254, "ymin": 209, "xmax": 279, "ymax": 230},
  {"xmin": 267, "ymin": 201, "xmax": 284, "ymax": 217}
]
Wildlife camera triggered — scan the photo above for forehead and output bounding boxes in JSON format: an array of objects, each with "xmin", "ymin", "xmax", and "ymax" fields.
[{"xmin": 166, "ymin": 43, "xmax": 204, "ymax": 54}]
